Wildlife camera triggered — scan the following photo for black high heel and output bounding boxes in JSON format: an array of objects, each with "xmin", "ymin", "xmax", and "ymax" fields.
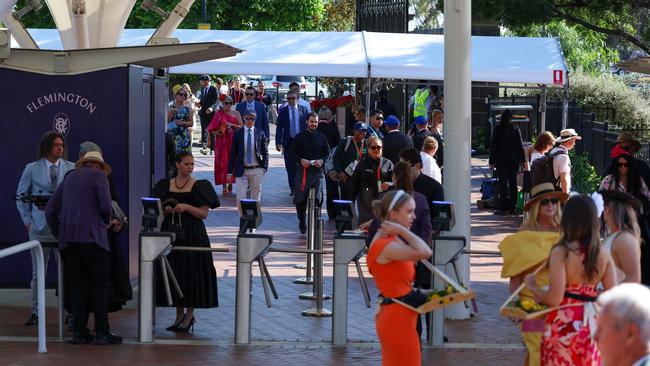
[
  {"xmin": 175, "ymin": 316, "xmax": 195, "ymax": 332},
  {"xmin": 166, "ymin": 318, "xmax": 184, "ymax": 331}
]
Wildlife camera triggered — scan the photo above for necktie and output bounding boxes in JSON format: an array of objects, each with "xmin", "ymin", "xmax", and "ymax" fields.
[
  {"xmin": 248, "ymin": 102, "xmax": 254, "ymax": 113},
  {"xmin": 292, "ymin": 107, "xmax": 299, "ymax": 137},
  {"xmin": 204, "ymin": 87, "xmax": 208, "ymax": 97},
  {"xmin": 49, "ymin": 164, "xmax": 58, "ymax": 192},
  {"xmin": 247, "ymin": 128, "xmax": 253, "ymax": 165}
]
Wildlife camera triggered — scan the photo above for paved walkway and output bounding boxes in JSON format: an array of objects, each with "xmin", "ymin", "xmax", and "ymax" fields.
[{"xmin": 0, "ymin": 131, "xmax": 525, "ymax": 365}]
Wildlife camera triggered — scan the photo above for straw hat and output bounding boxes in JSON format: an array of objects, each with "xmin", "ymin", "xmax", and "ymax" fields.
[
  {"xmin": 523, "ymin": 183, "xmax": 569, "ymax": 211},
  {"xmin": 556, "ymin": 129, "xmax": 582, "ymax": 143},
  {"xmin": 599, "ymin": 190, "xmax": 642, "ymax": 211},
  {"xmin": 616, "ymin": 131, "xmax": 642, "ymax": 152},
  {"xmin": 75, "ymin": 151, "xmax": 111, "ymax": 175}
]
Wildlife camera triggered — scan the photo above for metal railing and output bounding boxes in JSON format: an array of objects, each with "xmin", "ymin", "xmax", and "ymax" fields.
[{"xmin": 0, "ymin": 240, "xmax": 46, "ymax": 353}]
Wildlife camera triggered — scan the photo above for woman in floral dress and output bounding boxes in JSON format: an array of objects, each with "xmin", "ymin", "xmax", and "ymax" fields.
[
  {"xmin": 167, "ymin": 88, "xmax": 194, "ymax": 155},
  {"xmin": 525, "ymin": 195, "xmax": 617, "ymax": 365}
]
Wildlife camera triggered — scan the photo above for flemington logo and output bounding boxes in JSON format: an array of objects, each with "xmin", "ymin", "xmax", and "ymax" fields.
[
  {"xmin": 53, "ymin": 113, "xmax": 70, "ymax": 136},
  {"xmin": 25, "ymin": 92, "xmax": 96, "ymax": 114}
]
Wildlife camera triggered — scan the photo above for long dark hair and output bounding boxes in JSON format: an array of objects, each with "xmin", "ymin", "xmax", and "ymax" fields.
[
  {"xmin": 392, "ymin": 161, "xmax": 414, "ymax": 193},
  {"xmin": 557, "ymin": 195, "xmax": 601, "ymax": 282},
  {"xmin": 37, "ymin": 131, "xmax": 66, "ymax": 159},
  {"xmin": 500, "ymin": 109, "xmax": 513, "ymax": 126},
  {"xmin": 610, "ymin": 154, "xmax": 644, "ymax": 197}
]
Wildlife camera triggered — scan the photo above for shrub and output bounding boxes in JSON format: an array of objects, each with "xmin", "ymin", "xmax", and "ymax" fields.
[{"xmin": 569, "ymin": 150, "xmax": 601, "ymax": 194}]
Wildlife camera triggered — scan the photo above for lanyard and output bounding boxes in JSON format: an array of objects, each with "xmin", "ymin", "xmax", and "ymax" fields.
[
  {"xmin": 376, "ymin": 159, "xmax": 382, "ymax": 182},
  {"xmin": 301, "ymin": 166, "xmax": 308, "ymax": 192},
  {"xmin": 355, "ymin": 140, "xmax": 364, "ymax": 160}
]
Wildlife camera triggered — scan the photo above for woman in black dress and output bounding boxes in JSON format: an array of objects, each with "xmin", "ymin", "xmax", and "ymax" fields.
[
  {"xmin": 152, "ymin": 151, "xmax": 220, "ymax": 332},
  {"xmin": 489, "ymin": 109, "xmax": 525, "ymax": 215},
  {"xmin": 349, "ymin": 136, "xmax": 394, "ymax": 224}
]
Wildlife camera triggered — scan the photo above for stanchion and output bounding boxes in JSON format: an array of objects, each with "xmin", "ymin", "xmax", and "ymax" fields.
[
  {"xmin": 300, "ymin": 189, "xmax": 330, "ymax": 300},
  {"xmin": 302, "ymin": 218, "xmax": 331, "ymax": 317},
  {"xmin": 294, "ymin": 188, "xmax": 315, "ymax": 284}
]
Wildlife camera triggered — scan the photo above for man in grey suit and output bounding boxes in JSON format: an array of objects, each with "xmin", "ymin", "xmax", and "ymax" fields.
[
  {"xmin": 46, "ymin": 151, "xmax": 121, "ymax": 345},
  {"xmin": 596, "ymin": 283, "xmax": 650, "ymax": 366},
  {"xmin": 16, "ymin": 131, "xmax": 75, "ymax": 326}
]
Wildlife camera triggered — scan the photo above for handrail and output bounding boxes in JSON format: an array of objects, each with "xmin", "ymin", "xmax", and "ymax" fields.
[{"xmin": 0, "ymin": 240, "xmax": 46, "ymax": 353}]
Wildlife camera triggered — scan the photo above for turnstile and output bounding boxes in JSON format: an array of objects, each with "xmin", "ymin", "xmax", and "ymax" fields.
[
  {"xmin": 332, "ymin": 232, "xmax": 367, "ymax": 346},
  {"xmin": 235, "ymin": 233, "xmax": 273, "ymax": 344}
]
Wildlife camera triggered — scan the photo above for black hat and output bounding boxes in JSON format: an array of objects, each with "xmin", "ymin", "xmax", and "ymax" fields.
[{"xmin": 599, "ymin": 190, "xmax": 642, "ymax": 211}]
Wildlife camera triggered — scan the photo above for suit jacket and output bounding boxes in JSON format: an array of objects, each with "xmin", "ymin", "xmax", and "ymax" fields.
[
  {"xmin": 198, "ymin": 85, "xmax": 218, "ymax": 118},
  {"xmin": 228, "ymin": 126, "xmax": 269, "ymax": 177},
  {"xmin": 413, "ymin": 128, "xmax": 432, "ymax": 152},
  {"xmin": 45, "ymin": 167, "xmax": 112, "ymax": 251},
  {"xmin": 236, "ymin": 100, "xmax": 270, "ymax": 139},
  {"xmin": 383, "ymin": 130, "xmax": 414, "ymax": 164},
  {"xmin": 16, "ymin": 158, "xmax": 75, "ymax": 242},
  {"xmin": 275, "ymin": 104, "xmax": 308, "ymax": 148}
]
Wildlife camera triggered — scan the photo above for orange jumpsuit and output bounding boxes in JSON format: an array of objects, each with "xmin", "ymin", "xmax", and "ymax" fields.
[{"xmin": 367, "ymin": 236, "xmax": 420, "ymax": 366}]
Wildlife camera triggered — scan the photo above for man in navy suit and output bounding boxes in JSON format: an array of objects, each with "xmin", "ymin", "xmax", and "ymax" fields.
[
  {"xmin": 275, "ymin": 90, "xmax": 308, "ymax": 195},
  {"xmin": 16, "ymin": 131, "xmax": 75, "ymax": 326},
  {"xmin": 46, "ymin": 151, "xmax": 121, "ymax": 345},
  {"xmin": 236, "ymin": 86, "xmax": 270, "ymax": 141},
  {"xmin": 197, "ymin": 75, "xmax": 218, "ymax": 153},
  {"xmin": 228, "ymin": 110, "xmax": 269, "ymax": 210}
]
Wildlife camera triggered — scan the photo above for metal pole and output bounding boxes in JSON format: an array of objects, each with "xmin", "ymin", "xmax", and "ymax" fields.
[
  {"xmin": 139, "ymin": 257, "xmax": 155, "ymax": 342},
  {"xmin": 540, "ymin": 85, "xmax": 547, "ymax": 132},
  {"xmin": 443, "ymin": 0, "xmax": 472, "ymax": 320},
  {"xmin": 160, "ymin": 256, "xmax": 173, "ymax": 306},
  {"xmin": 33, "ymin": 245, "xmax": 47, "ymax": 353},
  {"xmin": 302, "ymin": 218, "xmax": 331, "ymax": 317},
  {"xmin": 428, "ymin": 264, "xmax": 446, "ymax": 347},
  {"xmin": 235, "ymin": 259, "xmax": 253, "ymax": 344},
  {"xmin": 295, "ymin": 188, "xmax": 315, "ymax": 284},
  {"xmin": 562, "ymin": 77, "xmax": 569, "ymax": 129}
]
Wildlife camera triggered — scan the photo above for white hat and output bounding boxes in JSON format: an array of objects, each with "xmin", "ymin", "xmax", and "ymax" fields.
[
  {"xmin": 556, "ymin": 129, "xmax": 582, "ymax": 143},
  {"xmin": 75, "ymin": 151, "xmax": 111, "ymax": 175}
]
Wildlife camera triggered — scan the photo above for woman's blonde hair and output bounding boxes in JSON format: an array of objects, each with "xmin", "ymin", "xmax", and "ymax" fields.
[
  {"xmin": 318, "ymin": 106, "xmax": 333, "ymax": 121},
  {"xmin": 172, "ymin": 84, "xmax": 183, "ymax": 94},
  {"xmin": 606, "ymin": 199, "xmax": 641, "ymax": 242},
  {"xmin": 520, "ymin": 199, "xmax": 561, "ymax": 231},
  {"xmin": 423, "ymin": 136, "xmax": 438, "ymax": 152},
  {"xmin": 371, "ymin": 190, "xmax": 412, "ymax": 221},
  {"xmin": 182, "ymin": 83, "xmax": 192, "ymax": 94}
]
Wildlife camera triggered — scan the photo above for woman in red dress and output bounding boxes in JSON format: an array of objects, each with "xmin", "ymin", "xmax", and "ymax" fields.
[
  {"xmin": 367, "ymin": 190, "xmax": 433, "ymax": 366},
  {"xmin": 525, "ymin": 195, "xmax": 617, "ymax": 365},
  {"xmin": 207, "ymin": 96, "xmax": 242, "ymax": 194}
]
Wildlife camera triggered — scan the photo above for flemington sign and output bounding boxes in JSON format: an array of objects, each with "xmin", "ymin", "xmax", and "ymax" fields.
[{"xmin": 26, "ymin": 92, "xmax": 97, "ymax": 114}]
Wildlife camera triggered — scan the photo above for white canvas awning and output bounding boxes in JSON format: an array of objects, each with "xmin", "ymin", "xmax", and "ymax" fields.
[{"xmin": 16, "ymin": 29, "xmax": 568, "ymax": 84}]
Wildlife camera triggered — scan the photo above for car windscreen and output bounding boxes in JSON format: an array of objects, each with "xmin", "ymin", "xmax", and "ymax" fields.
[{"xmin": 277, "ymin": 76, "xmax": 304, "ymax": 82}]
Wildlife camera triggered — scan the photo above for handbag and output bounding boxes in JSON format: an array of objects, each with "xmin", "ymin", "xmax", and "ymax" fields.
[{"xmin": 161, "ymin": 212, "xmax": 185, "ymax": 243}]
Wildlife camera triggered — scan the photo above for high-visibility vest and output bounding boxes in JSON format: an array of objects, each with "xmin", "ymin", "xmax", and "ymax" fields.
[{"xmin": 413, "ymin": 88, "xmax": 429, "ymax": 118}]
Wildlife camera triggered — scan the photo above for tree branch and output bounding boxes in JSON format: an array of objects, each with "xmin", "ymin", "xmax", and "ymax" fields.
[{"xmin": 552, "ymin": 8, "xmax": 650, "ymax": 54}]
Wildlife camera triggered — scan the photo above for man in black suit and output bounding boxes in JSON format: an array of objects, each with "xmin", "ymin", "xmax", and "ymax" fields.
[
  {"xmin": 276, "ymin": 90, "xmax": 308, "ymax": 195},
  {"xmin": 381, "ymin": 115, "xmax": 414, "ymax": 164},
  {"xmin": 228, "ymin": 111, "xmax": 269, "ymax": 211},
  {"xmin": 412, "ymin": 116, "xmax": 432, "ymax": 151},
  {"xmin": 197, "ymin": 75, "xmax": 218, "ymax": 154}
]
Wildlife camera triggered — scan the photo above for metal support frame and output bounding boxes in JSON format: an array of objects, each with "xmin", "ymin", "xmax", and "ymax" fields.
[
  {"xmin": 332, "ymin": 233, "xmax": 368, "ymax": 346},
  {"xmin": 295, "ymin": 189, "xmax": 316, "ymax": 285},
  {"xmin": 302, "ymin": 218, "xmax": 332, "ymax": 317},
  {"xmin": 540, "ymin": 85, "xmax": 547, "ymax": 132},
  {"xmin": 0, "ymin": 240, "xmax": 47, "ymax": 353}
]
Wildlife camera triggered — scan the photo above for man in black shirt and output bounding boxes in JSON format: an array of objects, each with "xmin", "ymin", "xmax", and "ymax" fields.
[
  {"xmin": 289, "ymin": 112, "xmax": 331, "ymax": 234},
  {"xmin": 333, "ymin": 122, "xmax": 368, "ymax": 201},
  {"xmin": 399, "ymin": 148, "xmax": 444, "ymax": 216},
  {"xmin": 412, "ymin": 116, "xmax": 432, "ymax": 151},
  {"xmin": 382, "ymin": 115, "xmax": 414, "ymax": 164}
]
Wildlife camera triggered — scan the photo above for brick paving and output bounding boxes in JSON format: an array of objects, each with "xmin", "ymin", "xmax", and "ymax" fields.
[{"xmin": 0, "ymin": 127, "xmax": 526, "ymax": 365}]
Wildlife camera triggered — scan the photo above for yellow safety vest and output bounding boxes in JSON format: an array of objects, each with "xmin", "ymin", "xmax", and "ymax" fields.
[{"xmin": 413, "ymin": 88, "xmax": 429, "ymax": 118}]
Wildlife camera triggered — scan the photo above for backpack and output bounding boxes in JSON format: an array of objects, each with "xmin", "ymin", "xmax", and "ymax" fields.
[
  {"xmin": 530, "ymin": 149, "xmax": 567, "ymax": 188},
  {"xmin": 325, "ymin": 137, "xmax": 353, "ymax": 181}
]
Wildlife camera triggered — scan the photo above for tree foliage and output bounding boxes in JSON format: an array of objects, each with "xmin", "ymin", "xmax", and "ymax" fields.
[{"xmin": 320, "ymin": 0, "xmax": 356, "ymax": 31}]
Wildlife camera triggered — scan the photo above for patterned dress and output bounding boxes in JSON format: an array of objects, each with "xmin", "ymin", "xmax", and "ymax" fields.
[
  {"xmin": 541, "ymin": 284, "xmax": 600, "ymax": 366},
  {"xmin": 168, "ymin": 105, "xmax": 192, "ymax": 155}
]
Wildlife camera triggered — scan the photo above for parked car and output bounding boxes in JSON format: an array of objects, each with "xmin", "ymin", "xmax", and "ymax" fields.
[
  {"xmin": 260, "ymin": 75, "xmax": 308, "ymax": 95},
  {"xmin": 305, "ymin": 76, "xmax": 328, "ymax": 99}
]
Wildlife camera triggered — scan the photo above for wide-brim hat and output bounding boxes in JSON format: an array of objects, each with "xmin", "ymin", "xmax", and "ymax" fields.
[
  {"xmin": 75, "ymin": 151, "xmax": 111, "ymax": 175},
  {"xmin": 524, "ymin": 182, "xmax": 569, "ymax": 211},
  {"xmin": 599, "ymin": 190, "xmax": 642, "ymax": 211},
  {"xmin": 616, "ymin": 131, "xmax": 642, "ymax": 150},
  {"xmin": 556, "ymin": 128, "xmax": 582, "ymax": 143}
]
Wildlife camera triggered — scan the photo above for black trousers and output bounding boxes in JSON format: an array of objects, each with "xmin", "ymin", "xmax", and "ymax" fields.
[
  {"xmin": 496, "ymin": 162, "xmax": 519, "ymax": 211},
  {"xmin": 200, "ymin": 113, "xmax": 214, "ymax": 148},
  {"xmin": 63, "ymin": 243, "xmax": 110, "ymax": 334},
  {"xmin": 325, "ymin": 176, "xmax": 339, "ymax": 219},
  {"xmin": 295, "ymin": 174, "xmax": 323, "ymax": 224}
]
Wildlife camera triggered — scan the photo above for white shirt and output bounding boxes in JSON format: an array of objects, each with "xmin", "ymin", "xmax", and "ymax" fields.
[
  {"xmin": 420, "ymin": 151, "xmax": 442, "ymax": 183},
  {"xmin": 530, "ymin": 150, "xmax": 544, "ymax": 163},
  {"xmin": 244, "ymin": 126, "xmax": 257, "ymax": 166},
  {"xmin": 45, "ymin": 159, "xmax": 61, "ymax": 186},
  {"xmin": 282, "ymin": 98, "xmax": 312, "ymax": 113},
  {"xmin": 551, "ymin": 145, "xmax": 571, "ymax": 191},
  {"xmin": 632, "ymin": 355, "xmax": 650, "ymax": 366}
]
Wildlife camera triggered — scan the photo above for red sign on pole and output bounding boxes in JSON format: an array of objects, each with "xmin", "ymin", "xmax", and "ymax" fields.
[{"xmin": 553, "ymin": 70, "xmax": 563, "ymax": 85}]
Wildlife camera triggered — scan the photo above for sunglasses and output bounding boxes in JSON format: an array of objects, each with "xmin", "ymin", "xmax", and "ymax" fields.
[
  {"xmin": 245, "ymin": 117, "xmax": 256, "ymax": 121},
  {"xmin": 369, "ymin": 145, "xmax": 383, "ymax": 151},
  {"xmin": 617, "ymin": 162, "xmax": 630, "ymax": 167},
  {"xmin": 177, "ymin": 93, "xmax": 187, "ymax": 97},
  {"xmin": 224, "ymin": 102, "xmax": 233, "ymax": 105},
  {"xmin": 245, "ymin": 93, "xmax": 255, "ymax": 96},
  {"xmin": 375, "ymin": 116, "xmax": 384, "ymax": 120},
  {"xmin": 540, "ymin": 198, "xmax": 559, "ymax": 206}
]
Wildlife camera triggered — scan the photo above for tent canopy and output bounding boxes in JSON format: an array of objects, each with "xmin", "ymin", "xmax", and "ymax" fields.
[{"xmin": 17, "ymin": 29, "xmax": 568, "ymax": 84}]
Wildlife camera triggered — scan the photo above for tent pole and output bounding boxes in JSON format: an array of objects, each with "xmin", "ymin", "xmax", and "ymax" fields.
[
  {"xmin": 366, "ymin": 64, "xmax": 371, "ymax": 124},
  {"xmin": 561, "ymin": 75, "xmax": 569, "ymax": 129},
  {"xmin": 442, "ymin": 0, "xmax": 471, "ymax": 323},
  {"xmin": 540, "ymin": 85, "xmax": 547, "ymax": 132}
]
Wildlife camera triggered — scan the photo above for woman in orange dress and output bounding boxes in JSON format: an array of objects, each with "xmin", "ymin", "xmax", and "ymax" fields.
[
  {"xmin": 207, "ymin": 96, "xmax": 242, "ymax": 194},
  {"xmin": 367, "ymin": 190, "xmax": 433, "ymax": 366}
]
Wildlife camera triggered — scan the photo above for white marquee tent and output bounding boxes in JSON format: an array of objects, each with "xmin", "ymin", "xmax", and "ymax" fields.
[{"xmin": 19, "ymin": 29, "xmax": 567, "ymax": 85}]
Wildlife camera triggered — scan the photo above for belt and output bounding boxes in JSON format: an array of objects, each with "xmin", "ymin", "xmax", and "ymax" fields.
[
  {"xmin": 244, "ymin": 165, "xmax": 259, "ymax": 169},
  {"xmin": 564, "ymin": 292, "xmax": 598, "ymax": 302}
]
